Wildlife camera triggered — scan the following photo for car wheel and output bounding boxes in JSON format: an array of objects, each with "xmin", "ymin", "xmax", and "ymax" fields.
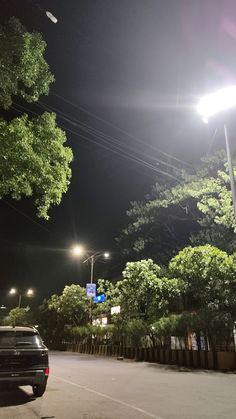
[{"xmin": 32, "ymin": 382, "xmax": 47, "ymax": 397}]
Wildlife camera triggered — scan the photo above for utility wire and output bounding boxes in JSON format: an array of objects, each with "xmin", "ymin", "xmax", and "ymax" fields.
[
  {"xmin": 37, "ymin": 99, "xmax": 183, "ymax": 174},
  {"xmin": 57, "ymin": 124, "xmax": 182, "ymax": 182},
  {"xmin": 52, "ymin": 91, "xmax": 191, "ymax": 168},
  {"xmin": 12, "ymin": 102, "xmax": 182, "ymax": 183},
  {"xmin": 3, "ymin": 199, "xmax": 53, "ymax": 235}
]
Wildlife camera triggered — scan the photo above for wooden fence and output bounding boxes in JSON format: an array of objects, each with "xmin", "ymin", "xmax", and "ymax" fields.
[{"xmin": 59, "ymin": 342, "xmax": 236, "ymax": 371}]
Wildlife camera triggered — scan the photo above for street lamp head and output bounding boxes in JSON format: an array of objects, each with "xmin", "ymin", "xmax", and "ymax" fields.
[
  {"xmin": 104, "ymin": 252, "xmax": 110, "ymax": 259},
  {"xmin": 46, "ymin": 11, "xmax": 58, "ymax": 23},
  {"xmin": 26, "ymin": 289, "xmax": 34, "ymax": 296},
  {"xmin": 9, "ymin": 288, "xmax": 17, "ymax": 295},
  {"xmin": 197, "ymin": 85, "xmax": 236, "ymax": 120},
  {"xmin": 71, "ymin": 245, "xmax": 85, "ymax": 257}
]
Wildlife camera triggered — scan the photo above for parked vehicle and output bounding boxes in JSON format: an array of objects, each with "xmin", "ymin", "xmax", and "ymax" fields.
[{"xmin": 0, "ymin": 326, "xmax": 49, "ymax": 397}]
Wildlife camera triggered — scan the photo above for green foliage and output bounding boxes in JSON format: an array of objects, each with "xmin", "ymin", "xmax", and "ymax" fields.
[
  {"xmin": 65, "ymin": 324, "xmax": 114, "ymax": 345},
  {"xmin": 124, "ymin": 319, "xmax": 149, "ymax": 347},
  {"xmin": 202, "ymin": 310, "xmax": 235, "ymax": 348},
  {"xmin": 117, "ymin": 151, "xmax": 236, "ymax": 261},
  {"xmin": 38, "ymin": 246, "xmax": 236, "ymax": 350},
  {"xmin": 0, "ymin": 112, "xmax": 73, "ymax": 218},
  {"xmin": 152, "ymin": 314, "xmax": 181, "ymax": 338},
  {"xmin": 48, "ymin": 284, "xmax": 89, "ymax": 327},
  {"xmin": 151, "ymin": 312, "xmax": 205, "ymax": 340},
  {"xmin": 0, "ymin": 18, "xmax": 72, "ymax": 217},
  {"xmin": 152, "ymin": 310, "xmax": 235, "ymax": 350},
  {"xmin": 92, "ymin": 278, "xmax": 121, "ymax": 318},
  {"xmin": 118, "ymin": 259, "xmax": 183, "ymax": 322},
  {"xmin": 37, "ymin": 299, "xmax": 64, "ymax": 345},
  {"xmin": 169, "ymin": 245, "xmax": 236, "ymax": 312},
  {"xmin": 65, "ymin": 321, "xmax": 148, "ymax": 348},
  {"xmin": 0, "ymin": 17, "xmax": 54, "ymax": 109},
  {"xmin": 64, "ymin": 325, "xmax": 91, "ymax": 342},
  {"xmin": 3, "ymin": 307, "xmax": 34, "ymax": 326}
]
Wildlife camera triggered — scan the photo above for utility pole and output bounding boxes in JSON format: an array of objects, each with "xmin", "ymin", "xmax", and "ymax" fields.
[{"xmin": 224, "ymin": 124, "xmax": 236, "ymax": 223}]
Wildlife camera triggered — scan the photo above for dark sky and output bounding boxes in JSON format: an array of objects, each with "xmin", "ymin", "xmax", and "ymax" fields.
[{"xmin": 0, "ymin": 0, "xmax": 236, "ymax": 306}]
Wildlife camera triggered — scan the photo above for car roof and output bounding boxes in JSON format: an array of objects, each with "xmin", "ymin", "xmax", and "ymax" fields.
[{"xmin": 0, "ymin": 326, "xmax": 38, "ymax": 333}]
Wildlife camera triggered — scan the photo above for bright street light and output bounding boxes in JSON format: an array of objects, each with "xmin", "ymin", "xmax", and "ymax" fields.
[
  {"xmin": 197, "ymin": 85, "xmax": 236, "ymax": 122},
  {"xmin": 9, "ymin": 288, "xmax": 34, "ymax": 308},
  {"xmin": 71, "ymin": 245, "xmax": 110, "ymax": 283},
  {"xmin": 71, "ymin": 245, "xmax": 85, "ymax": 257},
  {"xmin": 46, "ymin": 11, "xmax": 58, "ymax": 23},
  {"xmin": 83, "ymin": 251, "xmax": 111, "ymax": 284},
  {"xmin": 197, "ymin": 87, "xmax": 236, "ymax": 221},
  {"xmin": 29, "ymin": 1, "xmax": 58, "ymax": 23},
  {"xmin": 9, "ymin": 288, "xmax": 17, "ymax": 295}
]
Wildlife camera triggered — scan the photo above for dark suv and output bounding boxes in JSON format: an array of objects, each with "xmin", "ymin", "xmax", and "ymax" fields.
[{"xmin": 0, "ymin": 326, "xmax": 49, "ymax": 397}]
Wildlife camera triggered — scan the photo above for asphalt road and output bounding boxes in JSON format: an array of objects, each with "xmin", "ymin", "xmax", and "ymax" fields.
[{"xmin": 0, "ymin": 351, "xmax": 236, "ymax": 419}]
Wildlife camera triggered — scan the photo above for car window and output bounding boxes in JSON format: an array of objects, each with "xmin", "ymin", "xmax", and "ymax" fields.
[{"xmin": 0, "ymin": 331, "xmax": 43, "ymax": 348}]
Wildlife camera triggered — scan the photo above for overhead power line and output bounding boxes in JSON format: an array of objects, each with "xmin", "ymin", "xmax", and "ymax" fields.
[
  {"xmin": 52, "ymin": 91, "xmax": 191, "ymax": 168},
  {"xmin": 12, "ymin": 102, "xmax": 182, "ymax": 183},
  {"xmin": 3, "ymin": 199, "xmax": 53, "ymax": 235},
  {"xmin": 37, "ymin": 99, "xmax": 183, "ymax": 174}
]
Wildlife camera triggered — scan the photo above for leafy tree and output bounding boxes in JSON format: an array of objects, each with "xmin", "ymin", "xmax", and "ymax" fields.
[
  {"xmin": 0, "ymin": 17, "xmax": 54, "ymax": 109},
  {"xmin": 92, "ymin": 279, "xmax": 121, "ymax": 318},
  {"xmin": 65, "ymin": 324, "xmax": 114, "ymax": 345},
  {"xmin": 148, "ymin": 245, "xmax": 236, "ymax": 350},
  {"xmin": 117, "ymin": 259, "xmax": 183, "ymax": 322},
  {"xmin": 3, "ymin": 307, "xmax": 34, "ymax": 326},
  {"xmin": 151, "ymin": 310, "xmax": 235, "ymax": 351},
  {"xmin": 151, "ymin": 314, "xmax": 182, "ymax": 348},
  {"xmin": 124, "ymin": 319, "xmax": 149, "ymax": 347},
  {"xmin": 0, "ymin": 112, "xmax": 73, "ymax": 218},
  {"xmin": 48, "ymin": 284, "xmax": 89, "ymax": 327},
  {"xmin": 117, "ymin": 152, "xmax": 236, "ymax": 262},
  {"xmin": 0, "ymin": 18, "xmax": 73, "ymax": 218},
  {"xmin": 38, "ymin": 299, "xmax": 64, "ymax": 345},
  {"xmin": 169, "ymin": 245, "xmax": 236, "ymax": 313}
]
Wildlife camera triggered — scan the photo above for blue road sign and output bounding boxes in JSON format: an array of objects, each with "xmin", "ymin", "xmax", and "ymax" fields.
[
  {"xmin": 86, "ymin": 283, "xmax": 96, "ymax": 297},
  {"xmin": 93, "ymin": 294, "xmax": 105, "ymax": 303}
]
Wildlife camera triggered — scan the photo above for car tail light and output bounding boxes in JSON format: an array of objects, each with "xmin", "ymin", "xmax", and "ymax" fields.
[{"xmin": 45, "ymin": 367, "xmax": 49, "ymax": 376}]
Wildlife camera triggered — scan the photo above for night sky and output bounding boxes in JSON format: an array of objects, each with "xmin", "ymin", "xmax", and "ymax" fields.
[{"xmin": 0, "ymin": 0, "xmax": 235, "ymax": 306}]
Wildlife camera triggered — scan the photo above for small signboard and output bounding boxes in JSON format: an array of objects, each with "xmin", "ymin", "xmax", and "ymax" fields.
[
  {"xmin": 86, "ymin": 283, "xmax": 96, "ymax": 297},
  {"xmin": 101, "ymin": 316, "xmax": 108, "ymax": 325},
  {"xmin": 111, "ymin": 305, "xmax": 120, "ymax": 315},
  {"xmin": 92, "ymin": 316, "xmax": 108, "ymax": 326},
  {"xmin": 93, "ymin": 294, "xmax": 105, "ymax": 303}
]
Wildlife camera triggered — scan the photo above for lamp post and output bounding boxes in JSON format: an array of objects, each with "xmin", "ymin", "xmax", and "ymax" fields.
[
  {"xmin": 71, "ymin": 245, "xmax": 110, "ymax": 284},
  {"xmin": 83, "ymin": 251, "xmax": 109, "ymax": 324},
  {"xmin": 9, "ymin": 288, "xmax": 34, "ymax": 308},
  {"xmin": 71, "ymin": 246, "xmax": 110, "ymax": 324},
  {"xmin": 83, "ymin": 251, "xmax": 110, "ymax": 284},
  {"xmin": 197, "ymin": 86, "xmax": 236, "ymax": 222}
]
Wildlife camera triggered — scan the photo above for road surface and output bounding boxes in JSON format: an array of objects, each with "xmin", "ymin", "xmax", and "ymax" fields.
[{"xmin": 0, "ymin": 351, "xmax": 235, "ymax": 419}]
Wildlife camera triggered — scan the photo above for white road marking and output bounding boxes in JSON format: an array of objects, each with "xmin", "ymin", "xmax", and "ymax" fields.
[{"xmin": 52, "ymin": 374, "xmax": 165, "ymax": 419}]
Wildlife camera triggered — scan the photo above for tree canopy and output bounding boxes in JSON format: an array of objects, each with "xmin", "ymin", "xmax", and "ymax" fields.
[
  {"xmin": 3, "ymin": 307, "xmax": 34, "ymax": 326},
  {"xmin": 0, "ymin": 18, "xmax": 73, "ymax": 218},
  {"xmin": 48, "ymin": 284, "xmax": 89, "ymax": 326},
  {"xmin": 0, "ymin": 17, "xmax": 54, "ymax": 109},
  {"xmin": 117, "ymin": 151, "xmax": 236, "ymax": 262},
  {"xmin": 169, "ymin": 244, "xmax": 236, "ymax": 314},
  {"xmin": 114, "ymin": 259, "xmax": 183, "ymax": 323},
  {"xmin": 0, "ymin": 112, "xmax": 73, "ymax": 218}
]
